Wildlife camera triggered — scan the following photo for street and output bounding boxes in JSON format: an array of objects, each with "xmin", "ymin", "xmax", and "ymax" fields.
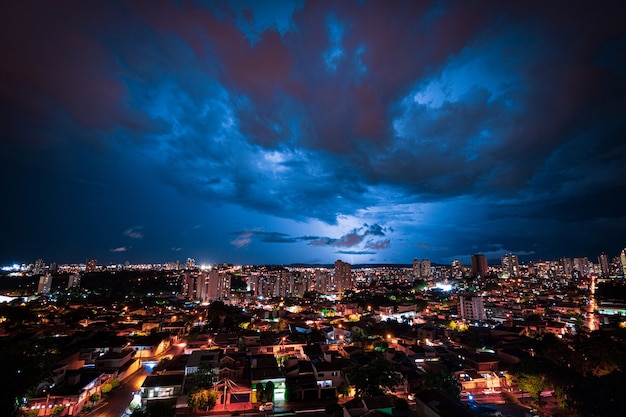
[{"xmin": 88, "ymin": 366, "xmax": 150, "ymax": 417}]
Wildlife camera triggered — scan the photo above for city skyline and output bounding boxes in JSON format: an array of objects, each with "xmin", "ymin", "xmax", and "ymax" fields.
[{"xmin": 1, "ymin": 1, "xmax": 625, "ymax": 266}]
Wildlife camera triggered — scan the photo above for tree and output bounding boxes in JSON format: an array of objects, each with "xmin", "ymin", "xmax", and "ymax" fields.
[
  {"xmin": 89, "ymin": 392, "xmax": 101, "ymax": 405},
  {"xmin": 256, "ymin": 383, "xmax": 265, "ymax": 403},
  {"xmin": 110, "ymin": 378, "xmax": 121, "ymax": 389},
  {"xmin": 187, "ymin": 388, "xmax": 218, "ymax": 412},
  {"xmin": 188, "ymin": 363, "xmax": 216, "ymax": 391},
  {"xmin": 265, "ymin": 381, "xmax": 275, "ymax": 402},
  {"xmin": 337, "ymin": 383, "xmax": 350, "ymax": 398},
  {"xmin": 421, "ymin": 370, "xmax": 461, "ymax": 399},
  {"xmin": 348, "ymin": 358, "xmax": 403, "ymax": 398},
  {"xmin": 518, "ymin": 373, "xmax": 545, "ymax": 404},
  {"xmin": 50, "ymin": 405, "xmax": 65, "ymax": 416}
]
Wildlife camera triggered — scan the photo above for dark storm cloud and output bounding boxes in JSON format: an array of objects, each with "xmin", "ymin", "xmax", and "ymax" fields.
[
  {"xmin": 1, "ymin": 0, "xmax": 625, "ymax": 263},
  {"xmin": 307, "ymin": 224, "xmax": 389, "ymax": 248},
  {"xmin": 230, "ymin": 230, "xmax": 298, "ymax": 244},
  {"xmin": 337, "ymin": 250, "xmax": 376, "ymax": 255},
  {"xmin": 229, "ymin": 224, "xmax": 391, "ymax": 256}
]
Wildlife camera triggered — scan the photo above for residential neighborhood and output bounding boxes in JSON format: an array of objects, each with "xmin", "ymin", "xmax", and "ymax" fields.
[{"xmin": 1, "ymin": 255, "xmax": 626, "ymax": 417}]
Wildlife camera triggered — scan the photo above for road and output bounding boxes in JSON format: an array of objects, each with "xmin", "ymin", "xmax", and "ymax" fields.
[
  {"xmin": 87, "ymin": 341, "xmax": 187, "ymax": 417},
  {"xmin": 88, "ymin": 366, "xmax": 150, "ymax": 417},
  {"xmin": 462, "ymin": 390, "xmax": 556, "ymax": 417}
]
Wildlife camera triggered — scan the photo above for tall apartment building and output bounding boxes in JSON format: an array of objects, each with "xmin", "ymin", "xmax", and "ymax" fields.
[
  {"xmin": 450, "ymin": 259, "xmax": 463, "ymax": 278},
  {"xmin": 186, "ymin": 258, "xmax": 196, "ymax": 269},
  {"xmin": 559, "ymin": 257, "xmax": 573, "ymax": 277},
  {"xmin": 85, "ymin": 259, "xmax": 97, "ymax": 273},
  {"xmin": 420, "ymin": 259, "xmax": 431, "ymax": 279},
  {"xmin": 598, "ymin": 253, "xmax": 610, "ymax": 277},
  {"xmin": 471, "ymin": 254, "xmax": 488, "ymax": 277},
  {"xmin": 67, "ymin": 273, "xmax": 81, "ymax": 289},
  {"xmin": 182, "ymin": 272, "xmax": 198, "ymax": 299},
  {"xmin": 315, "ymin": 270, "xmax": 331, "ymax": 293},
  {"xmin": 413, "ymin": 258, "xmax": 421, "ymax": 278},
  {"xmin": 33, "ymin": 258, "xmax": 45, "ymax": 275},
  {"xmin": 459, "ymin": 294, "xmax": 486, "ymax": 321},
  {"xmin": 621, "ymin": 249, "xmax": 626, "ymax": 277},
  {"xmin": 196, "ymin": 268, "xmax": 230, "ymax": 303},
  {"xmin": 38, "ymin": 274, "xmax": 52, "ymax": 294},
  {"xmin": 501, "ymin": 253, "xmax": 519, "ymax": 278},
  {"xmin": 334, "ymin": 260, "xmax": 352, "ymax": 293},
  {"xmin": 573, "ymin": 257, "xmax": 589, "ymax": 276}
]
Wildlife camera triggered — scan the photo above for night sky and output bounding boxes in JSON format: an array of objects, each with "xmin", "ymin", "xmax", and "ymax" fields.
[{"xmin": 1, "ymin": 1, "xmax": 625, "ymax": 266}]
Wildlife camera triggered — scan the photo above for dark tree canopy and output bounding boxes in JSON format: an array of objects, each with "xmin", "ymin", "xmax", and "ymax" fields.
[{"xmin": 348, "ymin": 357, "xmax": 403, "ymax": 398}]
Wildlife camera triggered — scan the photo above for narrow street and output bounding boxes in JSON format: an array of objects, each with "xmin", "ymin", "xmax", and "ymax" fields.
[{"xmin": 87, "ymin": 367, "xmax": 149, "ymax": 417}]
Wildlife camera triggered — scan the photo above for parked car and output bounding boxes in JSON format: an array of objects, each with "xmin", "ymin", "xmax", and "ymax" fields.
[{"xmin": 259, "ymin": 402, "xmax": 274, "ymax": 411}]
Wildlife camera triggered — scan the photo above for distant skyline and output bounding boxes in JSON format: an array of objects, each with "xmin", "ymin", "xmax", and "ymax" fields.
[{"xmin": 1, "ymin": 1, "xmax": 625, "ymax": 266}]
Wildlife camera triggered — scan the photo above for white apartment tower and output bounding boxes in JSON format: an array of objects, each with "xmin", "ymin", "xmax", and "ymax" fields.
[
  {"xmin": 38, "ymin": 274, "xmax": 52, "ymax": 294},
  {"xmin": 67, "ymin": 273, "xmax": 81, "ymax": 289},
  {"xmin": 459, "ymin": 294, "xmax": 486, "ymax": 321}
]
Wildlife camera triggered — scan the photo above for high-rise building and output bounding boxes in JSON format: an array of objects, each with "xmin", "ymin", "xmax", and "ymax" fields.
[
  {"xmin": 598, "ymin": 253, "xmax": 610, "ymax": 277},
  {"xmin": 67, "ymin": 273, "xmax": 81, "ymax": 289},
  {"xmin": 501, "ymin": 253, "xmax": 519, "ymax": 278},
  {"xmin": 186, "ymin": 258, "xmax": 196, "ymax": 269},
  {"xmin": 196, "ymin": 268, "xmax": 230, "ymax": 303},
  {"xmin": 413, "ymin": 258, "xmax": 421, "ymax": 278},
  {"xmin": 451, "ymin": 259, "xmax": 463, "ymax": 278},
  {"xmin": 619, "ymin": 248, "xmax": 626, "ymax": 277},
  {"xmin": 33, "ymin": 258, "xmax": 45, "ymax": 275},
  {"xmin": 182, "ymin": 272, "xmax": 197, "ymax": 299},
  {"xmin": 420, "ymin": 259, "xmax": 431, "ymax": 278},
  {"xmin": 471, "ymin": 254, "xmax": 488, "ymax": 277},
  {"xmin": 38, "ymin": 274, "xmax": 52, "ymax": 294},
  {"xmin": 85, "ymin": 259, "xmax": 97, "ymax": 273},
  {"xmin": 315, "ymin": 270, "xmax": 330, "ymax": 293},
  {"xmin": 573, "ymin": 257, "xmax": 589, "ymax": 276},
  {"xmin": 459, "ymin": 294, "xmax": 486, "ymax": 321},
  {"xmin": 619, "ymin": 249, "xmax": 626, "ymax": 277},
  {"xmin": 334, "ymin": 260, "xmax": 352, "ymax": 293},
  {"xmin": 559, "ymin": 258, "xmax": 573, "ymax": 277}
]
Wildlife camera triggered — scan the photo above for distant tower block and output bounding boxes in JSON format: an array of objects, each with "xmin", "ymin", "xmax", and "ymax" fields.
[
  {"xmin": 38, "ymin": 274, "xmax": 52, "ymax": 294},
  {"xmin": 459, "ymin": 294, "xmax": 486, "ymax": 321},
  {"xmin": 471, "ymin": 254, "xmax": 488, "ymax": 277},
  {"xmin": 334, "ymin": 260, "xmax": 352, "ymax": 293},
  {"xmin": 67, "ymin": 273, "xmax": 81, "ymax": 289},
  {"xmin": 413, "ymin": 258, "xmax": 421, "ymax": 278}
]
